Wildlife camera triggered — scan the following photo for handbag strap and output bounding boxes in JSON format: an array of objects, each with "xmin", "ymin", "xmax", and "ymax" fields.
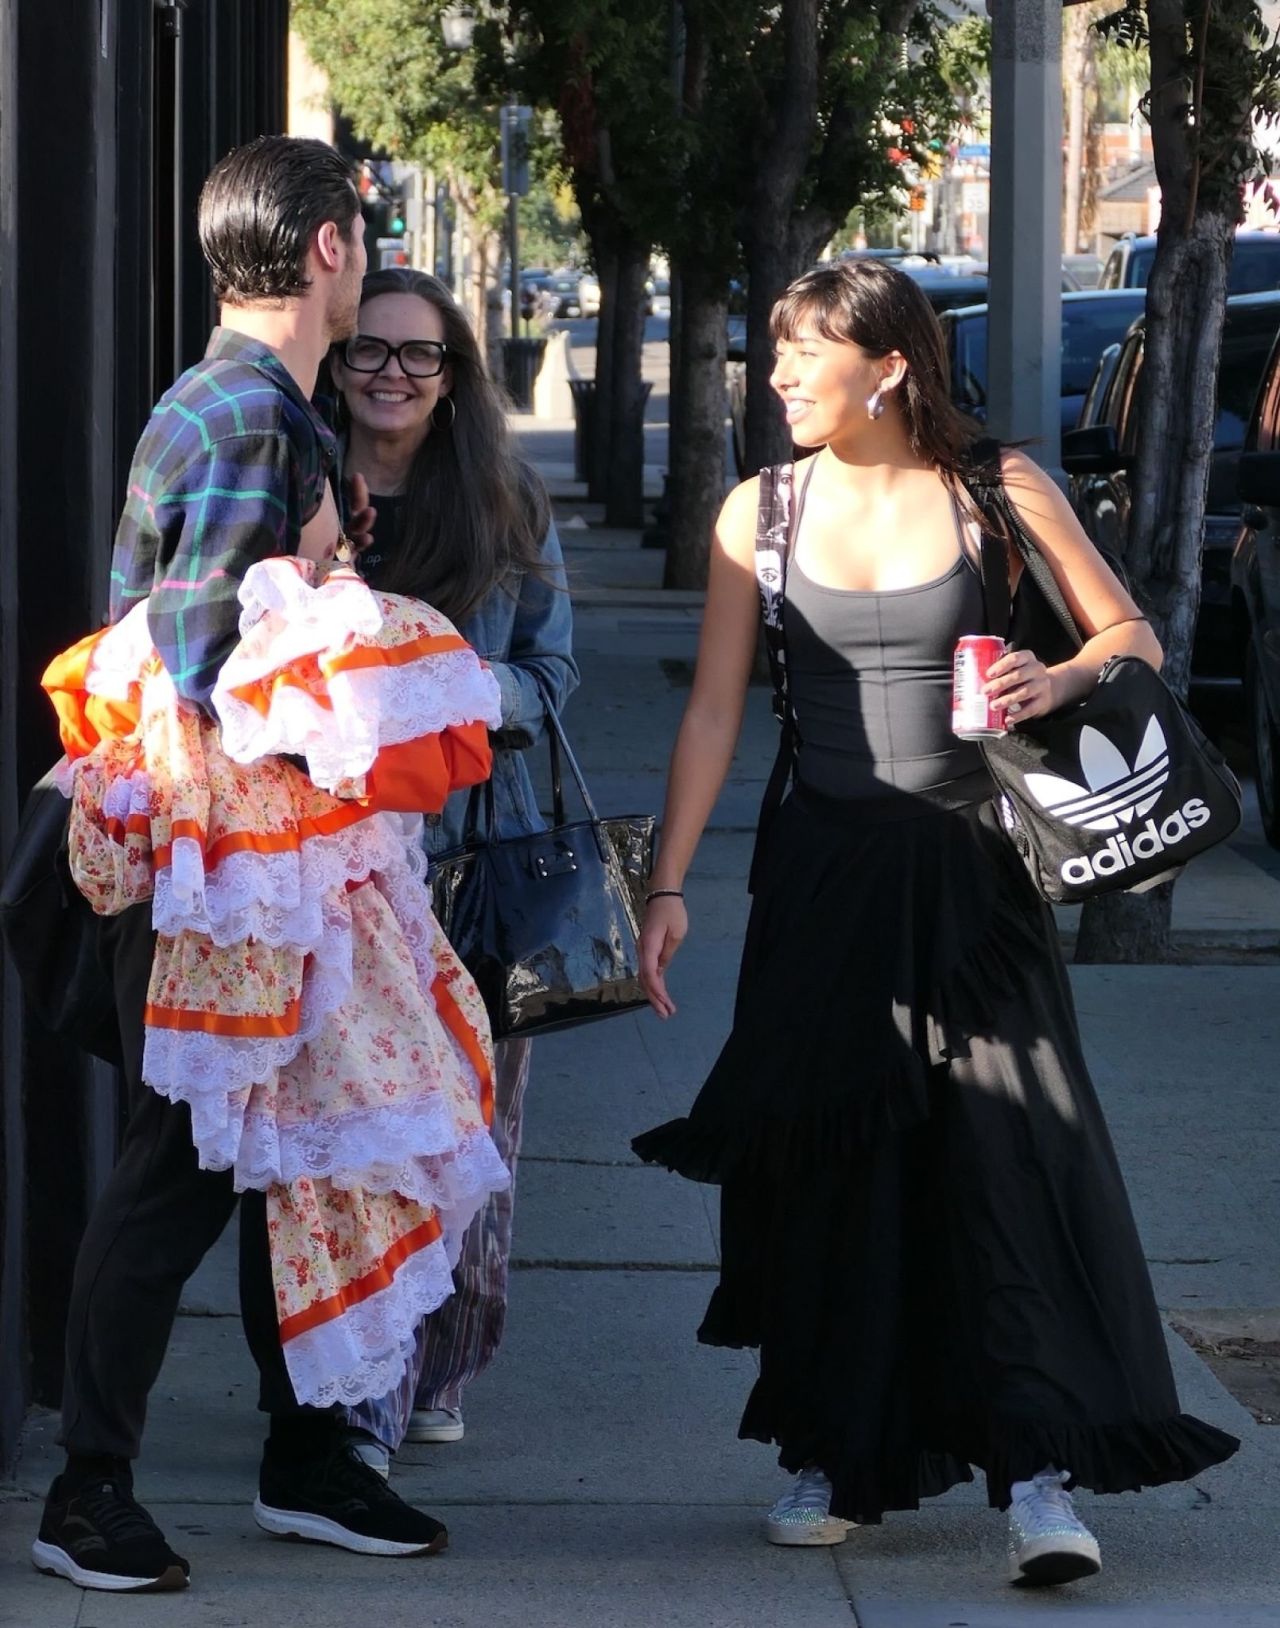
[{"xmin": 961, "ymin": 438, "xmax": 1084, "ymax": 654}]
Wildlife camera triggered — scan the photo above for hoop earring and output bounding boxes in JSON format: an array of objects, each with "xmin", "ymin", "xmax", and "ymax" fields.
[
  {"xmin": 432, "ymin": 394, "xmax": 457, "ymax": 430},
  {"xmin": 867, "ymin": 388, "xmax": 886, "ymax": 421}
]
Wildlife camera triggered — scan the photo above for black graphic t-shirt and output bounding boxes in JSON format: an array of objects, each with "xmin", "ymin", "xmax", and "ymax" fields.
[{"xmin": 357, "ymin": 492, "xmax": 406, "ymax": 590}]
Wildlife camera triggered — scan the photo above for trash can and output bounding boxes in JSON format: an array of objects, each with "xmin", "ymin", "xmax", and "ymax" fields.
[
  {"xmin": 501, "ymin": 336, "xmax": 547, "ymax": 411},
  {"xmin": 568, "ymin": 378, "xmax": 596, "ymax": 483}
]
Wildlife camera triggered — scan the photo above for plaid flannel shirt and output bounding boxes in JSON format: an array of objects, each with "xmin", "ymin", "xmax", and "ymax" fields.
[{"xmin": 109, "ymin": 327, "xmax": 337, "ymax": 708}]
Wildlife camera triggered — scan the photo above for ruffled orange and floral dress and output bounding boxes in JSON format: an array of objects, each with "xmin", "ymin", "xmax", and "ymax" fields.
[{"xmin": 43, "ymin": 557, "xmax": 510, "ymax": 1409}]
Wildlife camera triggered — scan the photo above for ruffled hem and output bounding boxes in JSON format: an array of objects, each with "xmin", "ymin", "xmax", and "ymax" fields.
[
  {"xmin": 736, "ymin": 1393, "xmax": 1240, "ymax": 1524},
  {"xmin": 282, "ymin": 1233, "xmax": 457, "ymax": 1408},
  {"xmin": 154, "ymin": 812, "xmax": 423, "ymax": 947},
  {"xmin": 236, "ymin": 1107, "xmax": 510, "ymax": 1220}
]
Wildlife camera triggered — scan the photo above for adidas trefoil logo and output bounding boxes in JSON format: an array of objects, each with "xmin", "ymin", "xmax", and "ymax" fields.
[
  {"xmin": 1022, "ymin": 716, "xmax": 1210, "ymax": 888},
  {"xmin": 1025, "ymin": 716, "xmax": 1169, "ymax": 832}
]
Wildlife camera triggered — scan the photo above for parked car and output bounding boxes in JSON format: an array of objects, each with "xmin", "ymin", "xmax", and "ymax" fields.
[
  {"xmin": 1229, "ymin": 328, "xmax": 1280, "ymax": 843},
  {"xmin": 1099, "ymin": 230, "xmax": 1280, "ymax": 293},
  {"xmin": 938, "ymin": 289, "xmax": 1147, "ymax": 432},
  {"xmin": 649, "ymin": 276, "xmax": 671, "ymax": 318},
  {"xmin": 546, "ymin": 272, "xmax": 586, "ymax": 317},
  {"xmin": 1063, "ymin": 289, "xmax": 1280, "ymax": 687}
]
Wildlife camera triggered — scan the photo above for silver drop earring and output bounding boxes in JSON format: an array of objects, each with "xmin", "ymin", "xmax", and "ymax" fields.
[{"xmin": 867, "ymin": 387, "xmax": 886, "ymax": 421}]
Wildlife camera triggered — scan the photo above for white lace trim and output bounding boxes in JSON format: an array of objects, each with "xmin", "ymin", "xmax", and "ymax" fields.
[
  {"xmin": 81, "ymin": 602, "xmax": 157, "ymax": 699},
  {"xmin": 282, "ymin": 1236, "xmax": 456, "ymax": 1408},
  {"xmin": 142, "ymin": 899, "xmax": 354, "ymax": 1168},
  {"xmin": 215, "ymin": 649, "xmax": 500, "ymax": 792},
  {"xmin": 152, "ymin": 812, "xmax": 415, "ymax": 946},
  {"xmin": 234, "ymin": 557, "xmax": 385, "ymax": 650}
]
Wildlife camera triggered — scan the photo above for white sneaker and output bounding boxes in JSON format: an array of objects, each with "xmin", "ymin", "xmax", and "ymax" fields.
[
  {"xmin": 343, "ymin": 1432, "xmax": 390, "ymax": 1480},
  {"xmin": 1008, "ymin": 1469, "xmax": 1101, "ymax": 1586},
  {"xmin": 404, "ymin": 1407, "xmax": 464, "ymax": 1445},
  {"xmin": 764, "ymin": 1468, "xmax": 854, "ymax": 1547}
]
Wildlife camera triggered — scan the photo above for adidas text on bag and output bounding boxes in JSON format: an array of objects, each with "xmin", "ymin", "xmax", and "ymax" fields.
[{"xmin": 988, "ymin": 659, "xmax": 1241, "ymax": 903}]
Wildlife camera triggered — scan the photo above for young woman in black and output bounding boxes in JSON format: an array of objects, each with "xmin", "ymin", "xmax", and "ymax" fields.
[{"xmin": 633, "ymin": 260, "xmax": 1237, "ymax": 1587}]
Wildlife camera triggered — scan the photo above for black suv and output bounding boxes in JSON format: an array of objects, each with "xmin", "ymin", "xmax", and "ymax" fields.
[{"xmin": 1063, "ymin": 290, "xmax": 1280, "ymax": 687}]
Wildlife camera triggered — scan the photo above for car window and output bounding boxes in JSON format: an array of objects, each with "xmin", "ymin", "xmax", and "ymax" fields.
[
  {"xmin": 1227, "ymin": 241, "xmax": 1280, "ymax": 295},
  {"xmin": 1124, "ymin": 246, "xmax": 1157, "ymax": 287},
  {"xmin": 1254, "ymin": 338, "xmax": 1280, "ymax": 452},
  {"xmin": 1099, "ymin": 249, "xmax": 1122, "ymax": 290},
  {"xmin": 1078, "ymin": 342, "xmax": 1121, "ymax": 429},
  {"xmin": 950, "ymin": 315, "xmax": 987, "ymax": 408},
  {"xmin": 1060, "ymin": 298, "xmax": 1146, "ymax": 394},
  {"xmin": 1215, "ymin": 319, "xmax": 1279, "ymax": 449},
  {"xmin": 1104, "ymin": 332, "xmax": 1142, "ymax": 435}
]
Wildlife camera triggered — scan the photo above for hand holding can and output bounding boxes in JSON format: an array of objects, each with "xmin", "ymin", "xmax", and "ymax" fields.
[{"xmin": 952, "ymin": 635, "xmax": 1008, "ymax": 739}]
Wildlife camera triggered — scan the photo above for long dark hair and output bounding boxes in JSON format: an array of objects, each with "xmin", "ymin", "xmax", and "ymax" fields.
[
  {"xmin": 770, "ymin": 260, "xmax": 983, "ymax": 478},
  {"xmin": 343, "ymin": 268, "xmax": 550, "ymax": 622}
]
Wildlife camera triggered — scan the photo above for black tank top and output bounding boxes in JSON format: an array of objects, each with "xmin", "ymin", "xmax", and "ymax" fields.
[{"xmin": 784, "ymin": 548, "xmax": 991, "ymax": 802}]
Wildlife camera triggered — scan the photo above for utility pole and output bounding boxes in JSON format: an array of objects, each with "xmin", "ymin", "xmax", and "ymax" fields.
[{"xmin": 987, "ymin": 0, "xmax": 1063, "ymax": 475}]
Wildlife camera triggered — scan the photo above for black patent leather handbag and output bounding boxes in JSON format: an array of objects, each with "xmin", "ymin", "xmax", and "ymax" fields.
[{"xmin": 429, "ymin": 697, "xmax": 655, "ymax": 1038}]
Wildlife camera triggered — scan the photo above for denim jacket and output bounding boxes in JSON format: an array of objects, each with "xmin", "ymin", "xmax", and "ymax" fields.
[{"xmin": 427, "ymin": 521, "xmax": 578, "ymax": 855}]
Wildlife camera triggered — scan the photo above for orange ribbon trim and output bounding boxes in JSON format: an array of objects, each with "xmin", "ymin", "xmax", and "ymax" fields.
[{"xmin": 278, "ymin": 1213, "xmax": 445, "ymax": 1344}]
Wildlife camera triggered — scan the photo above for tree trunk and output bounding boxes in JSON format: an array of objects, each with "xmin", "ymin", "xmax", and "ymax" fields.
[
  {"xmin": 1079, "ymin": 26, "xmax": 1103, "ymax": 249},
  {"xmin": 588, "ymin": 237, "xmax": 619, "ymax": 503},
  {"xmin": 1063, "ymin": 8, "xmax": 1088, "ymax": 253},
  {"xmin": 1075, "ymin": 0, "xmax": 1244, "ymax": 963},
  {"xmin": 740, "ymin": 221, "xmax": 828, "ymax": 477},
  {"xmin": 605, "ymin": 237, "xmax": 650, "ymax": 527},
  {"xmin": 664, "ymin": 263, "xmax": 726, "ymax": 588}
]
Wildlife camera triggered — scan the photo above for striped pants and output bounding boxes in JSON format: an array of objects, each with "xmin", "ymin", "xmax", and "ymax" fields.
[{"xmin": 342, "ymin": 1037, "xmax": 532, "ymax": 1452}]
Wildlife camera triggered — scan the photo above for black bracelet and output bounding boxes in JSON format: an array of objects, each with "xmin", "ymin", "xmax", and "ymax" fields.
[{"xmin": 645, "ymin": 888, "xmax": 684, "ymax": 903}]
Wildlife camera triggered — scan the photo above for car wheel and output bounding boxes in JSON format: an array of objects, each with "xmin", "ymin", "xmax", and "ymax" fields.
[{"xmin": 1247, "ymin": 640, "xmax": 1280, "ymax": 848}]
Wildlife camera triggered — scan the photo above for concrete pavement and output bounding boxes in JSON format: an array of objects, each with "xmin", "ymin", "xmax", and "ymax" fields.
[{"xmin": 3, "ymin": 429, "xmax": 1280, "ymax": 1627}]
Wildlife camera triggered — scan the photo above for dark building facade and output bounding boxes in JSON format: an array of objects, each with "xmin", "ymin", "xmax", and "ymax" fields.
[{"xmin": 0, "ymin": 0, "xmax": 290, "ymax": 1474}]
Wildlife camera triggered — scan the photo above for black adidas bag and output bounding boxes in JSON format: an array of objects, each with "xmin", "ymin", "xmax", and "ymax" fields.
[{"xmin": 963, "ymin": 464, "xmax": 1242, "ymax": 904}]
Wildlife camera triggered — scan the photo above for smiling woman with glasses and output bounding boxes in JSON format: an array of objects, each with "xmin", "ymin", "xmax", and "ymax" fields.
[
  {"xmin": 341, "ymin": 334, "xmax": 449, "ymax": 379},
  {"xmin": 328, "ymin": 265, "xmax": 579, "ymax": 1476}
]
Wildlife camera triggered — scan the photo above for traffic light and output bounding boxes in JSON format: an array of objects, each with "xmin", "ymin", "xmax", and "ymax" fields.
[{"xmin": 388, "ymin": 208, "xmax": 406, "ymax": 237}]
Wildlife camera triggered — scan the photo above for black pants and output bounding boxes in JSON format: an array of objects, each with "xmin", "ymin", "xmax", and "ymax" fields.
[{"xmin": 59, "ymin": 903, "xmax": 321, "ymax": 1460}]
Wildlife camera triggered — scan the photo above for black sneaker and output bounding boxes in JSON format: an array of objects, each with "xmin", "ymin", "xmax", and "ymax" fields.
[
  {"xmin": 32, "ymin": 1474, "xmax": 190, "ymax": 1592},
  {"xmin": 253, "ymin": 1434, "xmax": 447, "ymax": 1557}
]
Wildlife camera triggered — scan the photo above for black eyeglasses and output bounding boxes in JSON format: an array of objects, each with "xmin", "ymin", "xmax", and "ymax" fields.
[{"xmin": 341, "ymin": 335, "xmax": 449, "ymax": 379}]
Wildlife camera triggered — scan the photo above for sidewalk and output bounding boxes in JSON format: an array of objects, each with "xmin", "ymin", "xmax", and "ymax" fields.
[{"xmin": 3, "ymin": 442, "xmax": 1279, "ymax": 1627}]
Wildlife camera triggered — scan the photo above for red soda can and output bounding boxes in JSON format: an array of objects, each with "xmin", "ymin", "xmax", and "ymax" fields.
[{"xmin": 952, "ymin": 634, "xmax": 1008, "ymax": 739}]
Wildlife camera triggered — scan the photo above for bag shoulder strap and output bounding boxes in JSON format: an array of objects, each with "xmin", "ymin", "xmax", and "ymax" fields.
[
  {"xmin": 749, "ymin": 462, "xmax": 803, "ymax": 893},
  {"xmin": 754, "ymin": 461, "xmax": 795, "ymax": 723},
  {"xmin": 960, "ymin": 437, "xmax": 1084, "ymax": 653}
]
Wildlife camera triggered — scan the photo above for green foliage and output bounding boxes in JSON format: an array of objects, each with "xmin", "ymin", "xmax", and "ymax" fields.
[
  {"xmin": 291, "ymin": 0, "xmax": 509, "ymax": 230},
  {"xmin": 1097, "ymin": 0, "xmax": 1280, "ymax": 216}
]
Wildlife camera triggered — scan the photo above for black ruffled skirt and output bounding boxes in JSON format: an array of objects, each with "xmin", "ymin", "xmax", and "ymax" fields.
[{"xmin": 633, "ymin": 784, "xmax": 1238, "ymax": 1524}]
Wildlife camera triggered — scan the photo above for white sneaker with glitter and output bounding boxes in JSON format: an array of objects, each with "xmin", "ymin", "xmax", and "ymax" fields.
[
  {"xmin": 764, "ymin": 1468, "xmax": 855, "ymax": 1547},
  {"xmin": 1007, "ymin": 1469, "xmax": 1101, "ymax": 1586}
]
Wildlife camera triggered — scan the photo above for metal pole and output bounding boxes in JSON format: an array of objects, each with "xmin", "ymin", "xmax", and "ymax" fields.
[
  {"xmin": 987, "ymin": 0, "xmax": 1063, "ymax": 476},
  {"xmin": 508, "ymin": 189, "xmax": 519, "ymax": 341}
]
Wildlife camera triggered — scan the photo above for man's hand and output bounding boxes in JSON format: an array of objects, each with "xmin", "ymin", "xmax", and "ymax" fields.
[{"xmin": 345, "ymin": 473, "xmax": 377, "ymax": 554}]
